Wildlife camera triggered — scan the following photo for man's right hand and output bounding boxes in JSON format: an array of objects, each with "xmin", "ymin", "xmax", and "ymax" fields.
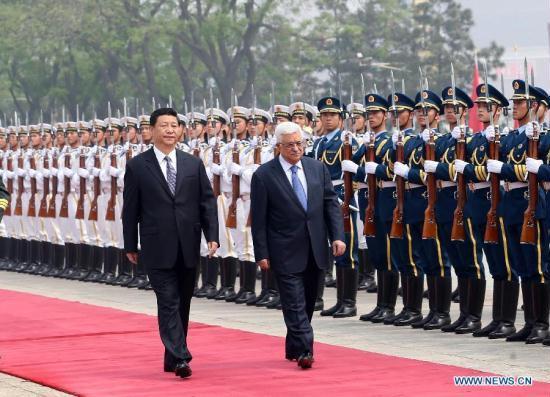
[
  {"xmin": 126, "ymin": 252, "xmax": 138, "ymax": 265},
  {"xmin": 332, "ymin": 240, "xmax": 346, "ymax": 257},
  {"xmin": 258, "ymin": 258, "xmax": 270, "ymax": 270}
]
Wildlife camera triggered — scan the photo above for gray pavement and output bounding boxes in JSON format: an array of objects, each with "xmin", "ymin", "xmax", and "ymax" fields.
[{"xmin": 0, "ymin": 271, "xmax": 548, "ymax": 397}]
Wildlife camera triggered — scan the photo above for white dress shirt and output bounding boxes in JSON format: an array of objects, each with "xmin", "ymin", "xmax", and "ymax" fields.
[
  {"xmin": 153, "ymin": 145, "xmax": 177, "ymax": 181},
  {"xmin": 279, "ymin": 155, "xmax": 307, "ymax": 198}
]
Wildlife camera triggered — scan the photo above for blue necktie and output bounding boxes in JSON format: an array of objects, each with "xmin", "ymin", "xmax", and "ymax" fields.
[
  {"xmin": 165, "ymin": 156, "xmax": 176, "ymax": 195},
  {"xmin": 291, "ymin": 165, "xmax": 307, "ymax": 211}
]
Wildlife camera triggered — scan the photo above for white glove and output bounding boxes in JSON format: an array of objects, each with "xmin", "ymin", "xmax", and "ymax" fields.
[
  {"xmin": 230, "ymin": 162, "xmax": 242, "ymax": 176},
  {"xmin": 454, "ymin": 159, "xmax": 468, "ymax": 174},
  {"xmin": 341, "ymin": 160, "xmax": 358, "ymax": 174},
  {"xmin": 190, "ymin": 138, "xmax": 198, "ymax": 149},
  {"xmin": 391, "ymin": 131, "xmax": 399, "ymax": 146},
  {"xmin": 525, "ymin": 122, "xmax": 539, "ymax": 138},
  {"xmin": 249, "ymin": 136, "xmax": 258, "ymax": 147},
  {"xmin": 16, "ymin": 168, "xmax": 27, "ymax": 177},
  {"xmin": 423, "ymin": 160, "xmax": 439, "ymax": 173},
  {"xmin": 269, "ymin": 137, "xmax": 277, "ymax": 147},
  {"xmin": 5, "ymin": 170, "xmax": 14, "ymax": 179},
  {"xmin": 50, "ymin": 167, "xmax": 58, "ymax": 176},
  {"xmin": 109, "ymin": 166, "xmax": 121, "ymax": 178},
  {"xmin": 362, "ymin": 134, "xmax": 371, "ymax": 146},
  {"xmin": 211, "ymin": 163, "xmax": 223, "ymax": 175},
  {"xmin": 78, "ymin": 168, "xmax": 90, "ymax": 179},
  {"xmin": 484, "ymin": 125, "xmax": 495, "ymax": 141},
  {"xmin": 487, "ymin": 159, "xmax": 503, "ymax": 174},
  {"xmin": 63, "ymin": 168, "xmax": 74, "ymax": 178},
  {"xmin": 393, "ymin": 162, "xmax": 409, "ymax": 179},
  {"xmin": 365, "ymin": 161, "xmax": 378, "ymax": 175},
  {"xmin": 421, "ymin": 129, "xmax": 431, "ymax": 142},
  {"xmin": 92, "ymin": 167, "xmax": 101, "ymax": 177},
  {"xmin": 451, "ymin": 126, "xmax": 462, "ymax": 140},
  {"xmin": 42, "ymin": 169, "xmax": 51, "ymax": 179},
  {"xmin": 501, "ymin": 127, "xmax": 510, "ymax": 135},
  {"xmin": 208, "ymin": 136, "xmax": 218, "ymax": 147},
  {"xmin": 29, "ymin": 169, "xmax": 37, "ymax": 179},
  {"xmin": 526, "ymin": 157, "xmax": 543, "ymax": 174}
]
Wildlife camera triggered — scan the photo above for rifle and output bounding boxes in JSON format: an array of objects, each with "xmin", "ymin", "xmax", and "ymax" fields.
[
  {"xmin": 38, "ymin": 156, "xmax": 49, "ymax": 217},
  {"xmin": 105, "ymin": 151, "xmax": 117, "ymax": 221},
  {"xmin": 58, "ymin": 152, "xmax": 71, "ymax": 218},
  {"xmin": 342, "ymin": 132, "xmax": 352, "ymax": 233},
  {"xmin": 520, "ymin": 58, "xmax": 538, "ymax": 245},
  {"xmin": 362, "ymin": 76, "xmax": 376, "ymax": 237},
  {"xmin": 27, "ymin": 154, "xmax": 37, "ymax": 217},
  {"xmin": 4, "ymin": 156, "xmax": 13, "ymax": 216},
  {"xmin": 420, "ymin": 68, "xmax": 437, "ymax": 239},
  {"xmin": 14, "ymin": 154, "xmax": 24, "ymax": 216},
  {"xmin": 75, "ymin": 149, "xmax": 86, "ymax": 219},
  {"xmin": 390, "ymin": 71, "xmax": 404, "ymax": 238},
  {"xmin": 47, "ymin": 153, "xmax": 58, "ymax": 218},
  {"xmin": 212, "ymin": 142, "xmax": 221, "ymax": 197},
  {"xmin": 226, "ymin": 90, "xmax": 239, "ymax": 229},
  {"xmin": 88, "ymin": 149, "xmax": 101, "ymax": 221},
  {"xmin": 450, "ymin": 63, "xmax": 466, "ymax": 241}
]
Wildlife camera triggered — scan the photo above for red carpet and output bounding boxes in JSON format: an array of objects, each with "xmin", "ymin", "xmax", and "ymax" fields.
[{"xmin": 0, "ymin": 289, "xmax": 548, "ymax": 397}]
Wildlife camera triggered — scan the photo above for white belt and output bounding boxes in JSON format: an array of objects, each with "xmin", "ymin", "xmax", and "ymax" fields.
[
  {"xmin": 468, "ymin": 182, "xmax": 490, "ymax": 191},
  {"xmin": 406, "ymin": 183, "xmax": 424, "ymax": 190},
  {"xmin": 357, "ymin": 182, "xmax": 368, "ymax": 189},
  {"xmin": 332, "ymin": 179, "xmax": 344, "ymax": 186},
  {"xmin": 379, "ymin": 181, "xmax": 396, "ymax": 188},
  {"xmin": 437, "ymin": 181, "xmax": 456, "ymax": 189},
  {"xmin": 240, "ymin": 193, "xmax": 250, "ymax": 200},
  {"xmin": 503, "ymin": 181, "xmax": 528, "ymax": 191}
]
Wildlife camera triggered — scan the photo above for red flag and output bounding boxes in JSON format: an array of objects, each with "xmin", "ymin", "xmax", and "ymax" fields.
[{"xmin": 469, "ymin": 58, "xmax": 483, "ymax": 132}]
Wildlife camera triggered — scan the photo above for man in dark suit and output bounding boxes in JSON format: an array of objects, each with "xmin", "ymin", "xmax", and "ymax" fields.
[
  {"xmin": 122, "ymin": 107, "xmax": 218, "ymax": 378},
  {"xmin": 251, "ymin": 121, "xmax": 346, "ymax": 369}
]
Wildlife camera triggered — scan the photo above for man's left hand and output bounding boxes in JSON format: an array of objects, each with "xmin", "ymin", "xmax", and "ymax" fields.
[
  {"xmin": 332, "ymin": 240, "xmax": 346, "ymax": 257},
  {"xmin": 207, "ymin": 241, "xmax": 219, "ymax": 257}
]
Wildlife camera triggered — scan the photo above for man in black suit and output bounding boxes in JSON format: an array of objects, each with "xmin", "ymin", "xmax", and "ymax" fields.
[
  {"xmin": 251, "ymin": 121, "xmax": 345, "ymax": 369},
  {"xmin": 122, "ymin": 108, "xmax": 218, "ymax": 378}
]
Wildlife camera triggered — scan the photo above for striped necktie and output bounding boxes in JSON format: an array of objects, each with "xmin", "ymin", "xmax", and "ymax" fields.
[{"xmin": 165, "ymin": 156, "xmax": 176, "ymax": 195}]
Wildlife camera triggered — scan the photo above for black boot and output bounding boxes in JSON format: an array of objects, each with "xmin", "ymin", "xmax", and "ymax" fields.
[
  {"xmin": 0, "ymin": 237, "xmax": 8, "ymax": 269},
  {"xmin": 455, "ymin": 278, "xmax": 486, "ymax": 334},
  {"xmin": 525, "ymin": 281, "xmax": 549, "ymax": 344},
  {"xmin": 83, "ymin": 246, "xmax": 104, "ymax": 282},
  {"xmin": 3, "ymin": 238, "xmax": 17, "ymax": 271},
  {"xmin": 203, "ymin": 257, "xmax": 220, "ymax": 298},
  {"xmin": 506, "ymin": 281, "xmax": 534, "ymax": 342},
  {"xmin": 384, "ymin": 272, "xmax": 408, "ymax": 325},
  {"xmin": 216, "ymin": 257, "xmax": 237, "ymax": 301},
  {"xmin": 410, "ymin": 275, "xmax": 434, "ymax": 328},
  {"xmin": 333, "ymin": 268, "xmax": 358, "ymax": 318},
  {"xmin": 488, "ymin": 280, "xmax": 519, "ymax": 339},
  {"xmin": 59, "ymin": 243, "xmax": 77, "ymax": 278},
  {"xmin": 364, "ymin": 250, "xmax": 377, "ymax": 293},
  {"xmin": 235, "ymin": 261, "xmax": 257, "ymax": 304},
  {"xmin": 371, "ymin": 271, "xmax": 399, "ymax": 323},
  {"xmin": 248, "ymin": 269, "xmax": 268, "ymax": 305},
  {"xmin": 98, "ymin": 247, "xmax": 118, "ymax": 284},
  {"xmin": 15, "ymin": 239, "xmax": 31, "ymax": 272},
  {"xmin": 396, "ymin": 274, "xmax": 424, "ymax": 326},
  {"xmin": 360, "ymin": 270, "xmax": 384, "ymax": 321},
  {"xmin": 357, "ymin": 249, "xmax": 368, "ymax": 290},
  {"xmin": 195, "ymin": 257, "xmax": 210, "ymax": 298},
  {"xmin": 441, "ymin": 277, "xmax": 469, "ymax": 332},
  {"xmin": 45, "ymin": 244, "xmax": 64, "ymax": 277},
  {"xmin": 113, "ymin": 249, "xmax": 134, "ymax": 286},
  {"xmin": 314, "ymin": 269, "xmax": 324, "ymax": 311},
  {"xmin": 36, "ymin": 242, "xmax": 52, "ymax": 275},
  {"xmin": 424, "ymin": 276, "xmax": 452, "ymax": 330},
  {"xmin": 325, "ymin": 260, "xmax": 336, "ymax": 287},
  {"xmin": 24, "ymin": 240, "xmax": 41, "ymax": 274},
  {"xmin": 229, "ymin": 261, "xmax": 247, "ymax": 302},
  {"xmin": 474, "ymin": 279, "xmax": 502, "ymax": 337},
  {"xmin": 73, "ymin": 244, "xmax": 92, "ymax": 280},
  {"xmin": 320, "ymin": 267, "xmax": 344, "ymax": 316}
]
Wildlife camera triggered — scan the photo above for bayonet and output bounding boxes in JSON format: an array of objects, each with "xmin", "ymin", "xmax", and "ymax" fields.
[
  {"xmin": 169, "ymin": 94, "xmax": 173, "ymax": 108},
  {"xmin": 251, "ymin": 83, "xmax": 257, "ymax": 126},
  {"xmin": 419, "ymin": 67, "xmax": 427, "ymax": 117},
  {"xmin": 402, "ymin": 79, "xmax": 406, "ymax": 94},
  {"xmin": 524, "ymin": 58, "xmax": 532, "ymax": 122},
  {"xmin": 391, "ymin": 70, "xmax": 399, "ymax": 134},
  {"xmin": 152, "ymin": 97, "xmax": 156, "ymax": 112},
  {"xmin": 209, "ymin": 87, "xmax": 215, "ymax": 128}
]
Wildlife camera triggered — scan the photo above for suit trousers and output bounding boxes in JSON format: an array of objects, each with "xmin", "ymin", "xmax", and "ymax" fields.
[
  {"xmin": 148, "ymin": 247, "xmax": 197, "ymax": 364},
  {"xmin": 275, "ymin": 244, "xmax": 324, "ymax": 358}
]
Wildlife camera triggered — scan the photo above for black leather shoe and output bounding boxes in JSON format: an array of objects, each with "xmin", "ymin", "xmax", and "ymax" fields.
[
  {"xmin": 455, "ymin": 316, "xmax": 482, "ymax": 334},
  {"xmin": 359, "ymin": 306, "xmax": 381, "ymax": 321},
  {"xmin": 235, "ymin": 291, "xmax": 255, "ymax": 304},
  {"xmin": 314, "ymin": 298, "xmax": 324, "ymax": 312},
  {"xmin": 506, "ymin": 325, "xmax": 533, "ymax": 342},
  {"xmin": 488, "ymin": 322, "xmax": 516, "ymax": 339},
  {"xmin": 383, "ymin": 309, "xmax": 405, "ymax": 325},
  {"xmin": 333, "ymin": 304, "xmax": 357, "ymax": 318},
  {"xmin": 423, "ymin": 313, "xmax": 451, "ymax": 330},
  {"xmin": 285, "ymin": 353, "xmax": 298, "ymax": 361},
  {"xmin": 525, "ymin": 324, "xmax": 549, "ymax": 344},
  {"xmin": 370, "ymin": 308, "xmax": 395, "ymax": 323},
  {"xmin": 320, "ymin": 302, "xmax": 342, "ymax": 316},
  {"xmin": 543, "ymin": 336, "xmax": 550, "ymax": 346},
  {"xmin": 174, "ymin": 361, "xmax": 192, "ymax": 378},
  {"xmin": 265, "ymin": 296, "xmax": 281, "ymax": 309},
  {"xmin": 394, "ymin": 310, "xmax": 423, "ymax": 327},
  {"xmin": 297, "ymin": 353, "xmax": 313, "ymax": 369},
  {"xmin": 473, "ymin": 320, "xmax": 499, "ymax": 337}
]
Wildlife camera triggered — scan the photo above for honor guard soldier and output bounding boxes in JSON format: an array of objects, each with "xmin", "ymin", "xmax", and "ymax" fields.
[
  {"xmin": 176, "ymin": 114, "xmax": 190, "ymax": 152},
  {"xmin": 344, "ymin": 93, "xmax": 401, "ymax": 323},
  {"xmin": 456, "ymin": 83, "xmax": 519, "ymax": 339},
  {"xmin": 1, "ymin": 127, "xmax": 18, "ymax": 271},
  {"xmin": 138, "ymin": 114, "xmax": 153, "ymax": 147},
  {"xmin": 393, "ymin": 90, "xmax": 451, "ymax": 329},
  {"xmin": 426, "ymin": 86, "xmax": 485, "ymax": 334},
  {"xmin": 272, "ymin": 105, "xmax": 292, "ymax": 124},
  {"xmin": 345, "ymin": 101, "xmax": 375, "ymax": 292},
  {"xmin": 486, "ymin": 80, "xmax": 549, "ymax": 344},
  {"xmin": 0, "ymin": 127, "xmax": 11, "ymax": 269},
  {"xmin": 311, "ymin": 96, "xmax": 360, "ymax": 318}
]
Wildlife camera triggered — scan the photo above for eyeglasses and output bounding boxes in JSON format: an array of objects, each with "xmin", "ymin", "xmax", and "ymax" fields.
[{"xmin": 279, "ymin": 141, "xmax": 304, "ymax": 149}]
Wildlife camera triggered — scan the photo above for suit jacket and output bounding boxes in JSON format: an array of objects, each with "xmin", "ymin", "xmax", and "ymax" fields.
[
  {"xmin": 251, "ymin": 155, "xmax": 344, "ymax": 275},
  {"xmin": 122, "ymin": 147, "xmax": 218, "ymax": 270}
]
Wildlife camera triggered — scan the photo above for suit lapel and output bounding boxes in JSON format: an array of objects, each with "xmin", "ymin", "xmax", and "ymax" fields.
[
  {"xmin": 272, "ymin": 157, "xmax": 306, "ymax": 213},
  {"xmin": 174, "ymin": 150, "xmax": 187, "ymax": 196},
  {"xmin": 144, "ymin": 148, "xmax": 173, "ymax": 198},
  {"xmin": 302, "ymin": 159, "xmax": 314, "ymax": 213}
]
